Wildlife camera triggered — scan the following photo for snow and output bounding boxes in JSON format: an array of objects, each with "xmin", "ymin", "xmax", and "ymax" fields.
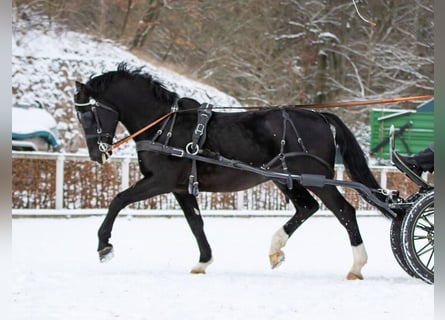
[
  {"xmin": 275, "ymin": 32, "xmax": 306, "ymax": 40},
  {"xmin": 12, "ymin": 216, "xmax": 433, "ymax": 320},
  {"xmin": 12, "ymin": 21, "xmax": 241, "ymax": 107},
  {"xmin": 12, "ymin": 20, "xmax": 242, "ymax": 109},
  {"xmin": 12, "ymin": 106, "xmax": 57, "ymax": 134},
  {"xmin": 318, "ymin": 32, "xmax": 340, "ymax": 43}
]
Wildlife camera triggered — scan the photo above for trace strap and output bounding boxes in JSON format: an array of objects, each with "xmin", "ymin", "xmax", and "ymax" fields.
[{"xmin": 134, "ymin": 140, "xmax": 396, "ymax": 218}]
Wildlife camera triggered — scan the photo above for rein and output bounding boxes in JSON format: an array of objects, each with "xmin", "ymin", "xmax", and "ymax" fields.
[
  {"xmin": 105, "ymin": 111, "xmax": 174, "ymax": 153},
  {"xmin": 238, "ymin": 95, "xmax": 434, "ymax": 110},
  {"xmin": 104, "ymin": 94, "xmax": 433, "ymax": 153}
]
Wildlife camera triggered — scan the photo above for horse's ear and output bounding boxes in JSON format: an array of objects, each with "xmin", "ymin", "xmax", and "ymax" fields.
[{"xmin": 75, "ymin": 81, "xmax": 85, "ymax": 93}]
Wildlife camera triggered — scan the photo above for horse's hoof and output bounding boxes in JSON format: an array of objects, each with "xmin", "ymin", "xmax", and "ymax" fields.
[
  {"xmin": 346, "ymin": 272, "xmax": 364, "ymax": 280},
  {"xmin": 269, "ymin": 250, "xmax": 285, "ymax": 269},
  {"xmin": 190, "ymin": 268, "xmax": 206, "ymax": 274},
  {"xmin": 98, "ymin": 246, "xmax": 114, "ymax": 263},
  {"xmin": 190, "ymin": 258, "xmax": 214, "ymax": 274}
]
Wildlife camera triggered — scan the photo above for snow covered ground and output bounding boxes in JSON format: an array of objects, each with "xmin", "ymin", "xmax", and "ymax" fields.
[{"xmin": 12, "ymin": 215, "xmax": 433, "ymax": 320}]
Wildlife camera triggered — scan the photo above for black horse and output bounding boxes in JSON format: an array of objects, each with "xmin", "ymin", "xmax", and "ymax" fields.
[{"xmin": 74, "ymin": 63, "xmax": 390, "ymax": 279}]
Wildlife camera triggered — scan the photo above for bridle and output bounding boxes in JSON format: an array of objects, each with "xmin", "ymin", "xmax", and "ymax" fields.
[
  {"xmin": 74, "ymin": 97, "xmax": 181, "ymax": 161},
  {"xmin": 74, "ymin": 98, "xmax": 119, "ymax": 158}
]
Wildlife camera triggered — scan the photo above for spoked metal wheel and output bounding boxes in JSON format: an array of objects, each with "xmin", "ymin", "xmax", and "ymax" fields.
[
  {"xmin": 390, "ymin": 215, "xmax": 418, "ymax": 279},
  {"xmin": 401, "ymin": 190, "xmax": 434, "ymax": 284}
]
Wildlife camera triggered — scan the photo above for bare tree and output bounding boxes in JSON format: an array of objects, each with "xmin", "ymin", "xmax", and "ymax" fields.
[
  {"xmin": 129, "ymin": 0, "xmax": 163, "ymax": 49},
  {"xmin": 13, "ymin": 0, "xmax": 433, "ymax": 110}
]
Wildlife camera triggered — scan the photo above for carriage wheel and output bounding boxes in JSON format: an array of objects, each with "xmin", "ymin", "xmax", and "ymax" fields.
[
  {"xmin": 401, "ymin": 190, "xmax": 434, "ymax": 284},
  {"xmin": 390, "ymin": 215, "xmax": 418, "ymax": 279}
]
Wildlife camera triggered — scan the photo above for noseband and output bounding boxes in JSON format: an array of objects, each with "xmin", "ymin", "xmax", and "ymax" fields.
[{"xmin": 74, "ymin": 98, "xmax": 119, "ymax": 157}]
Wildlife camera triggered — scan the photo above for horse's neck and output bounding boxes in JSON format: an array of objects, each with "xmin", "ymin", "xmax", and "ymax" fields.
[
  {"xmin": 120, "ymin": 95, "xmax": 172, "ymax": 135},
  {"xmin": 177, "ymin": 97, "xmax": 201, "ymax": 111}
]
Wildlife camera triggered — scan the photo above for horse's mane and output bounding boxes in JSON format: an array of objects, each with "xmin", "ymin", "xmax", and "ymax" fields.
[{"xmin": 86, "ymin": 62, "xmax": 178, "ymax": 104}]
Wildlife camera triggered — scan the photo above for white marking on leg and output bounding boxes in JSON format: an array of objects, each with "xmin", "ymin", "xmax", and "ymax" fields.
[
  {"xmin": 269, "ymin": 227, "xmax": 289, "ymax": 268},
  {"xmin": 269, "ymin": 227, "xmax": 289, "ymax": 255},
  {"xmin": 191, "ymin": 257, "xmax": 214, "ymax": 274},
  {"xmin": 194, "ymin": 208, "xmax": 200, "ymax": 215},
  {"xmin": 348, "ymin": 243, "xmax": 368, "ymax": 279}
]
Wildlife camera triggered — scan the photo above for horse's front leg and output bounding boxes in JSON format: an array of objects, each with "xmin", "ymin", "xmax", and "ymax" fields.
[
  {"xmin": 97, "ymin": 176, "xmax": 167, "ymax": 262},
  {"xmin": 173, "ymin": 193, "xmax": 213, "ymax": 274}
]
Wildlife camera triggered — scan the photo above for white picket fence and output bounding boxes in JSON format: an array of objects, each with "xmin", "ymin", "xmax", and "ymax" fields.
[{"xmin": 12, "ymin": 151, "xmax": 424, "ymax": 217}]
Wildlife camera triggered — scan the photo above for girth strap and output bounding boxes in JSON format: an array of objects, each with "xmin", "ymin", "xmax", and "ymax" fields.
[
  {"xmin": 185, "ymin": 103, "xmax": 213, "ymax": 155},
  {"xmin": 186, "ymin": 103, "xmax": 213, "ymax": 196}
]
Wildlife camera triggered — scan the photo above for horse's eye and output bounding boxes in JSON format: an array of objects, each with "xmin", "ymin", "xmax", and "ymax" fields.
[{"xmin": 77, "ymin": 111, "xmax": 94, "ymax": 128}]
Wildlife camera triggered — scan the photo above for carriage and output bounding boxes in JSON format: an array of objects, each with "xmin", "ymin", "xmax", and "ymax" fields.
[
  {"xmin": 387, "ymin": 125, "xmax": 434, "ymax": 284},
  {"xmin": 74, "ymin": 64, "xmax": 433, "ymax": 284}
]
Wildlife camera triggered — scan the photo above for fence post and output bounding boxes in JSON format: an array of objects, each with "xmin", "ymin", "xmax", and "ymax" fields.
[
  {"xmin": 336, "ymin": 165, "xmax": 344, "ymax": 194},
  {"xmin": 237, "ymin": 191, "xmax": 244, "ymax": 210},
  {"xmin": 121, "ymin": 157, "xmax": 130, "ymax": 191},
  {"xmin": 55, "ymin": 154, "xmax": 65, "ymax": 210},
  {"xmin": 380, "ymin": 168, "xmax": 387, "ymax": 190}
]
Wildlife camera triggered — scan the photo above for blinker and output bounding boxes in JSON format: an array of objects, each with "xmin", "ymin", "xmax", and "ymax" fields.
[{"xmin": 77, "ymin": 110, "xmax": 94, "ymax": 128}]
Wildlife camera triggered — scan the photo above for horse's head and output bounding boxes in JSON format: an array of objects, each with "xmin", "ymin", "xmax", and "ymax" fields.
[
  {"xmin": 74, "ymin": 81, "xmax": 119, "ymax": 164},
  {"xmin": 74, "ymin": 63, "xmax": 193, "ymax": 163}
]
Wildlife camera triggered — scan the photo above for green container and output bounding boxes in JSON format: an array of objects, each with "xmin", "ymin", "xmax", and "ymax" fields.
[{"xmin": 370, "ymin": 109, "xmax": 434, "ymax": 159}]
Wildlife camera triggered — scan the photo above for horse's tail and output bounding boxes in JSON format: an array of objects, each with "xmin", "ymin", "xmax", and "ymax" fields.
[{"xmin": 321, "ymin": 112, "xmax": 392, "ymax": 217}]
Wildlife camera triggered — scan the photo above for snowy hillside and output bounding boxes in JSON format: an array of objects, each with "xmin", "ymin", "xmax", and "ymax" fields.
[
  {"xmin": 11, "ymin": 13, "xmax": 377, "ymax": 157},
  {"xmin": 12, "ymin": 18, "xmax": 242, "ymax": 154}
]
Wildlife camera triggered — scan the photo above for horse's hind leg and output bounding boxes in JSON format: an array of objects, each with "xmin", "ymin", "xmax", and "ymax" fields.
[
  {"xmin": 311, "ymin": 186, "xmax": 367, "ymax": 280},
  {"xmin": 174, "ymin": 193, "xmax": 213, "ymax": 274},
  {"xmin": 269, "ymin": 182, "xmax": 319, "ymax": 269}
]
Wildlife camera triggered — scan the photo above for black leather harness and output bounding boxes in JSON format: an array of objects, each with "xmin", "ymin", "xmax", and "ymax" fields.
[
  {"xmin": 185, "ymin": 103, "xmax": 213, "ymax": 195},
  {"xmin": 137, "ymin": 103, "xmax": 213, "ymax": 196},
  {"xmin": 136, "ymin": 104, "xmax": 333, "ymax": 196}
]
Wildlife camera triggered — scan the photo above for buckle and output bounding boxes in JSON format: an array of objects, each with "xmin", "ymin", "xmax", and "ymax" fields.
[
  {"xmin": 195, "ymin": 123, "xmax": 205, "ymax": 135},
  {"xmin": 171, "ymin": 148, "xmax": 184, "ymax": 157}
]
